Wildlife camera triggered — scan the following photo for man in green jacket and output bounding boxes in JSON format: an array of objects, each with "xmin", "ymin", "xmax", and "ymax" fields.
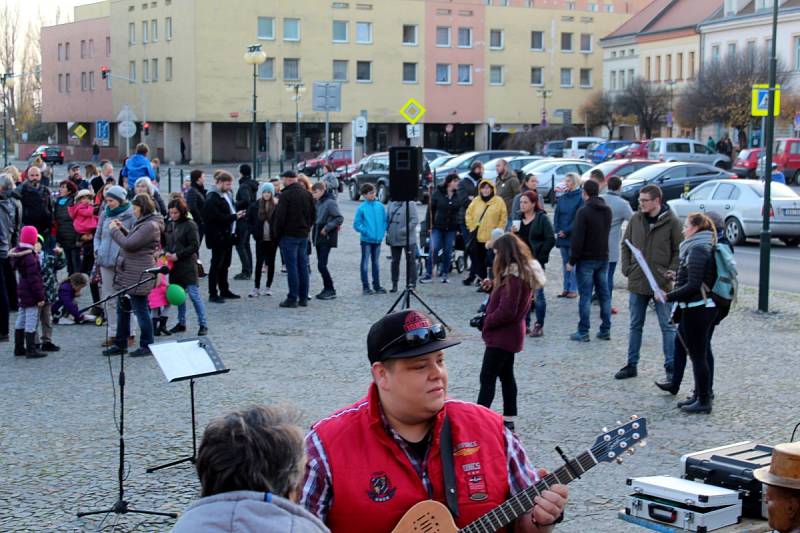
[
  {"xmin": 614, "ymin": 184, "xmax": 683, "ymax": 382},
  {"xmin": 494, "ymin": 159, "xmax": 521, "ymax": 216}
]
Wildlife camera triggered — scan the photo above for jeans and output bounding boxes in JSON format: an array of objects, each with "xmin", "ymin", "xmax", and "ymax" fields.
[
  {"xmin": 15, "ymin": 306, "xmax": 39, "ymax": 333},
  {"xmin": 64, "ymin": 246, "xmax": 81, "ymax": 276},
  {"xmin": 576, "ymin": 259, "xmax": 611, "ymax": 336},
  {"xmin": 115, "ymin": 294, "xmax": 153, "ymax": 350},
  {"xmin": 280, "ymin": 236, "xmax": 310, "ymax": 302},
  {"xmin": 99, "ymin": 266, "xmax": 117, "ymax": 332},
  {"xmin": 177, "ymin": 284, "xmax": 208, "ymax": 328},
  {"xmin": 671, "ymin": 306, "xmax": 717, "ymax": 401},
  {"xmin": 626, "ymin": 292, "xmax": 676, "ymax": 369},
  {"xmin": 235, "ymin": 224, "xmax": 253, "ymax": 276},
  {"xmin": 427, "ymin": 229, "xmax": 457, "ymax": 277},
  {"xmin": 360, "ymin": 242, "xmax": 382, "ymax": 290},
  {"xmin": 477, "ymin": 346, "xmax": 517, "ymax": 417},
  {"xmin": 0, "ymin": 258, "xmax": 9, "ymax": 336},
  {"xmin": 208, "ymin": 239, "xmax": 233, "ymax": 297},
  {"xmin": 526, "ymin": 265, "xmax": 547, "ymax": 328},
  {"xmin": 559, "ymin": 246, "xmax": 577, "ymax": 292},
  {"xmin": 255, "ymin": 240, "xmax": 278, "ymax": 289},
  {"xmin": 607, "ymin": 261, "xmax": 617, "ymax": 301},
  {"xmin": 316, "ymin": 245, "xmax": 335, "ymax": 291},
  {"xmin": 390, "ymin": 246, "xmax": 417, "ymax": 287}
]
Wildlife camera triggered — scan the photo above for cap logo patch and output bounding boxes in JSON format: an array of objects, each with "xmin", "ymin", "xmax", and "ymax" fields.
[{"xmin": 403, "ymin": 311, "xmax": 431, "ymax": 333}]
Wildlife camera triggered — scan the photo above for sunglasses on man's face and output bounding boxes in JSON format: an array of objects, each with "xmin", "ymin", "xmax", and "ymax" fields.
[{"xmin": 379, "ymin": 324, "xmax": 447, "ymax": 355}]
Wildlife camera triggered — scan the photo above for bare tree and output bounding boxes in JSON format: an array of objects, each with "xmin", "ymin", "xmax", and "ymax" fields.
[
  {"xmin": 16, "ymin": 18, "xmax": 43, "ymax": 135},
  {"xmin": 616, "ymin": 77, "xmax": 670, "ymax": 139},
  {"xmin": 0, "ymin": 3, "xmax": 20, "ymax": 141},
  {"xmin": 580, "ymin": 91, "xmax": 623, "ymax": 140},
  {"xmin": 503, "ymin": 125, "xmax": 581, "ymax": 154}
]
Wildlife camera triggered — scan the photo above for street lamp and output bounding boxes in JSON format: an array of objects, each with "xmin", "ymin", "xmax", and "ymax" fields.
[
  {"xmin": 2, "ymin": 72, "xmax": 16, "ymax": 167},
  {"xmin": 536, "ymin": 87, "xmax": 553, "ymax": 127},
  {"xmin": 244, "ymin": 44, "xmax": 267, "ymax": 178},
  {"xmin": 285, "ymin": 83, "xmax": 306, "ymax": 169}
]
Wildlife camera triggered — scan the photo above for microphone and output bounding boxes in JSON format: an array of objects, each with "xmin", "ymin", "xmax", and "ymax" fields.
[{"xmin": 144, "ymin": 265, "xmax": 170, "ymax": 275}]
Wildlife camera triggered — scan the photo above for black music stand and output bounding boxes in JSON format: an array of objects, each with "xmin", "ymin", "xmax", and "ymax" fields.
[{"xmin": 147, "ymin": 337, "xmax": 229, "ymax": 473}]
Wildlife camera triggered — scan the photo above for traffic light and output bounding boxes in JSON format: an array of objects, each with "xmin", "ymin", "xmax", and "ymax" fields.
[
  {"xmin": 143, "ymin": 122, "xmax": 150, "ymax": 136},
  {"xmin": 100, "ymin": 66, "xmax": 110, "ymax": 79}
]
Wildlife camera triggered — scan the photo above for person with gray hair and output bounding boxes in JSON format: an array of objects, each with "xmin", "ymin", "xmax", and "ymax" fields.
[
  {"xmin": 133, "ymin": 176, "xmax": 167, "ymax": 215},
  {"xmin": 172, "ymin": 405, "xmax": 329, "ymax": 533},
  {"xmin": 0, "ymin": 173, "xmax": 21, "ymax": 341}
]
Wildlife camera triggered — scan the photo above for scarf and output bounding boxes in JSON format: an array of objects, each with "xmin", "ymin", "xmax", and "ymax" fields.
[
  {"xmin": 105, "ymin": 203, "xmax": 130, "ymax": 218},
  {"xmin": 678, "ymin": 230, "xmax": 714, "ymax": 260}
]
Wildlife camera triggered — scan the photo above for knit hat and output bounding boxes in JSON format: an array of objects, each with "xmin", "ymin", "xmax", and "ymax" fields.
[
  {"xmin": 19, "ymin": 226, "xmax": 39, "ymax": 247},
  {"xmin": 75, "ymin": 189, "xmax": 94, "ymax": 201},
  {"xmin": 105, "ymin": 185, "xmax": 128, "ymax": 203},
  {"xmin": 258, "ymin": 182, "xmax": 275, "ymax": 197}
]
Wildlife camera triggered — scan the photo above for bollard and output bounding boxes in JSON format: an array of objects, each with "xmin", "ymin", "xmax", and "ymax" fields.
[{"xmin": 167, "ymin": 168, "xmax": 172, "ymax": 193}]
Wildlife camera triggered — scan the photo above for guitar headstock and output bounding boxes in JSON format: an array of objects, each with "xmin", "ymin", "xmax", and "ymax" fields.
[{"xmin": 592, "ymin": 415, "xmax": 648, "ymax": 465}]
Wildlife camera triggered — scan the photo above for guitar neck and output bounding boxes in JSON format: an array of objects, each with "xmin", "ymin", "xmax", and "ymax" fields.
[{"xmin": 460, "ymin": 450, "xmax": 598, "ymax": 533}]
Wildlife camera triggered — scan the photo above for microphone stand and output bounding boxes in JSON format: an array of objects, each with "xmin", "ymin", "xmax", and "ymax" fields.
[{"xmin": 77, "ymin": 273, "xmax": 178, "ymax": 522}]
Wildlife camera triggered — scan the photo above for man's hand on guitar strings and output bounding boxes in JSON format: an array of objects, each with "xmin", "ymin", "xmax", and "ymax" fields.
[{"xmin": 530, "ymin": 469, "xmax": 569, "ymax": 529}]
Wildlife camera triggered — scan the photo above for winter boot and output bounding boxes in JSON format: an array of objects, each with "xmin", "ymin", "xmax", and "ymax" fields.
[
  {"xmin": 14, "ymin": 329, "xmax": 25, "ymax": 356},
  {"xmin": 153, "ymin": 318, "xmax": 162, "ymax": 337},
  {"xmin": 158, "ymin": 317, "xmax": 171, "ymax": 336},
  {"xmin": 25, "ymin": 332, "xmax": 47, "ymax": 358}
]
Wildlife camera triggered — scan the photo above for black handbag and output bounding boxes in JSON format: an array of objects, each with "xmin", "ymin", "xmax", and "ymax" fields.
[
  {"xmin": 464, "ymin": 205, "xmax": 490, "ymax": 252},
  {"xmin": 469, "ymin": 312, "xmax": 485, "ymax": 331}
]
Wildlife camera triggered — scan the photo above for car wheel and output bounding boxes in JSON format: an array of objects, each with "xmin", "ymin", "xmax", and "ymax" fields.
[
  {"xmin": 747, "ymin": 169, "xmax": 756, "ymax": 180},
  {"xmin": 715, "ymin": 161, "xmax": 727, "ymax": 169},
  {"xmin": 780, "ymin": 237, "xmax": 800, "ymax": 247},
  {"xmin": 377, "ymin": 183, "xmax": 389, "ymax": 204},
  {"xmin": 725, "ymin": 217, "xmax": 745, "ymax": 246},
  {"xmin": 792, "ymin": 170, "xmax": 800, "ymax": 185},
  {"xmin": 349, "ymin": 181, "xmax": 360, "ymax": 201}
]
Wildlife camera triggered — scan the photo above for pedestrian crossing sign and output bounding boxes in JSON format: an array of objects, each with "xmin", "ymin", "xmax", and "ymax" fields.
[{"xmin": 752, "ymin": 84, "xmax": 780, "ymax": 117}]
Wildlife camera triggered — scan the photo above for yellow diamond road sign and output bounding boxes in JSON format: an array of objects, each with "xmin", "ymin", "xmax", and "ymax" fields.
[
  {"xmin": 400, "ymin": 98, "xmax": 426, "ymax": 125},
  {"xmin": 73, "ymin": 124, "xmax": 88, "ymax": 139}
]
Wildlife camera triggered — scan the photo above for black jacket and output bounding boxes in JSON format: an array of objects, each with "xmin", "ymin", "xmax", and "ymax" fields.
[
  {"xmin": 272, "ymin": 182, "xmax": 316, "ymax": 241},
  {"xmin": 235, "ymin": 177, "xmax": 259, "ymax": 211},
  {"xmin": 165, "ymin": 217, "xmax": 200, "ymax": 287},
  {"xmin": 186, "ymin": 183, "xmax": 207, "ymax": 226},
  {"xmin": 313, "ymin": 191, "xmax": 343, "ymax": 248},
  {"xmin": 667, "ymin": 241, "xmax": 716, "ymax": 304},
  {"xmin": 202, "ymin": 189, "xmax": 237, "ymax": 249},
  {"xmin": 568, "ymin": 196, "xmax": 612, "ymax": 265},
  {"xmin": 456, "ymin": 173, "xmax": 479, "ymax": 225},
  {"xmin": 54, "ymin": 196, "xmax": 79, "ymax": 249},
  {"xmin": 19, "ymin": 182, "xmax": 53, "ymax": 235},
  {"xmin": 430, "ymin": 185, "xmax": 460, "ymax": 231},
  {"xmin": 525, "ymin": 212, "xmax": 556, "ymax": 265}
]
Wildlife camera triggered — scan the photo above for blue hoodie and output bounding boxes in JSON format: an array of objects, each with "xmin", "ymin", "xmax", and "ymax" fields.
[
  {"xmin": 121, "ymin": 154, "xmax": 155, "ymax": 186},
  {"xmin": 353, "ymin": 199, "xmax": 387, "ymax": 244},
  {"xmin": 553, "ymin": 188, "xmax": 584, "ymax": 248}
]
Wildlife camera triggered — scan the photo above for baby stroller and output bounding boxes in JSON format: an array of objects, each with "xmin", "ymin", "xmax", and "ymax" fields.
[{"xmin": 416, "ymin": 224, "xmax": 468, "ymax": 277}]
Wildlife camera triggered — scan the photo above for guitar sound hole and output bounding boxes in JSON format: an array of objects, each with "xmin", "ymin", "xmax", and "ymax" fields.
[{"xmin": 413, "ymin": 512, "xmax": 440, "ymax": 532}]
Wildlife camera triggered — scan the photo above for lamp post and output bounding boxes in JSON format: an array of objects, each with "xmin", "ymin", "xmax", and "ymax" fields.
[
  {"xmin": 244, "ymin": 45, "xmax": 267, "ymax": 178},
  {"xmin": 537, "ymin": 87, "xmax": 553, "ymax": 127},
  {"xmin": 286, "ymin": 83, "xmax": 305, "ymax": 169},
  {"xmin": 2, "ymin": 72, "xmax": 16, "ymax": 167},
  {"xmin": 758, "ymin": 0, "xmax": 780, "ymax": 313}
]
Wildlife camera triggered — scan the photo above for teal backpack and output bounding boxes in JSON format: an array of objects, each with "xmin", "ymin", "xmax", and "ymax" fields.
[{"xmin": 707, "ymin": 242, "xmax": 738, "ymax": 320}]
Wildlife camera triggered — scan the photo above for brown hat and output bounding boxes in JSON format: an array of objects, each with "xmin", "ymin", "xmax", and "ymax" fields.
[{"xmin": 754, "ymin": 442, "xmax": 800, "ymax": 490}]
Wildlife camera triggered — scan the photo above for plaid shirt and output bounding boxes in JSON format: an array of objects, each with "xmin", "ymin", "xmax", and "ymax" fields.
[{"xmin": 300, "ymin": 407, "xmax": 539, "ymax": 523}]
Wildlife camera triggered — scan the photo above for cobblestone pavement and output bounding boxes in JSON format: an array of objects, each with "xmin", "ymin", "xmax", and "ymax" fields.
[{"xmin": 1, "ymin": 196, "xmax": 798, "ymax": 532}]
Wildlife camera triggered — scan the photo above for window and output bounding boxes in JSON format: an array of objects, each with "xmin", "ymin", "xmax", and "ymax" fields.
[
  {"xmin": 796, "ymin": 37, "xmax": 800, "ymax": 70},
  {"xmin": 688, "ymin": 182, "xmax": 715, "ymax": 201},
  {"xmin": 58, "ymin": 73, "xmax": 63, "ymax": 92},
  {"xmin": 688, "ymin": 51, "xmax": 695, "ymax": 78},
  {"xmin": 580, "ymin": 33, "xmax": 592, "ymax": 52},
  {"xmin": 712, "ymin": 183, "xmax": 737, "ymax": 201},
  {"xmin": 152, "ymin": 58, "xmax": 158, "ymax": 81},
  {"xmin": 560, "ymin": 67, "xmax": 573, "ymax": 87},
  {"xmin": 283, "ymin": 58, "xmax": 300, "ymax": 80},
  {"xmin": 129, "ymin": 23, "xmax": 135, "ymax": 44},
  {"xmin": 610, "ymin": 70, "xmax": 617, "ymax": 90},
  {"xmin": 561, "ymin": 32, "xmax": 573, "ymax": 52},
  {"xmin": 80, "ymin": 72, "xmax": 86, "ymax": 91},
  {"xmin": 58, "ymin": 43, "xmax": 63, "ymax": 61},
  {"xmin": 284, "ymin": 18, "xmax": 300, "ymax": 41},
  {"xmin": 666, "ymin": 54, "xmax": 672, "ymax": 80},
  {"xmin": 80, "ymin": 40, "xmax": 86, "ymax": 59},
  {"xmin": 129, "ymin": 61, "xmax": 136, "ymax": 81},
  {"xmin": 142, "ymin": 20, "xmax": 149, "ymax": 43},
  {"xmin": 402, "ymin": 24, "xmax": 418, "ymax": 45},
  {"xmin": 458, "ymin": 27, "xmax": 472, "ymax": 48},
  {"xmin": 165, "ymin": 16, "xmax": 172, "ymax": 40},
  {"xmin": 356, "ymin": 60, "xmax": 372, "ymax": 82},
  {"xmin": 332, "ymin": 59, "xmax": 348, "ymax": 81},
  {"xmin": 666, "ymin": 142, "xmax": 691, "ymax": 153},
  {"xmin": 143, "ymin": 59, "xmax": 150, "ymax": 82},
  {"xmin": 257, "ymin": 58, "xmax": 274, "ymax": 79},
  {"xmin": 89, "ymin": 71, "xmax": 95, "ymax": 90},
  {"xmin": 655, "ymin": 55, "xmax": 661, "ymax": 81},
  {"xmin": 436, "ymin": 26, "xmax": 451, "ymax": 47},
  {"xmin": 711, "ymin": 44, "xmax": 720, "ymax": 61},
  {"xmin": 531, "ymin": 31, "xmax": 544, "ymax": 51},
  {"xmin": 645, "ymin": 57, "xmax": 651, "ymax": 80},
  {"xmin": 580, "ymin": 68, "xmax": 592, "ymax": 87},
  {"xmin": 258, "ymin": 17, "xmax": 275, "ymax": 39},
  {"xmin": 356, "ymin": 22, "xmax": 372, "ymax": 43},
  {"xmin": 436, "ymin": 63, "xmax": 451, "ymax": 84},
  {"xmin": 105, "ymin": 36, "xmax": 111, "ymax": 56},
  {"xmin": 151, "ymin": 19, "xmax": 158, "ymax": 41},
  {"xmin": 65, "ymin": 73, "xmax": 71, "ymax": 92},
  {"xmin": 165, "ymin": 57, "xmax": 173, "ymax": 81},
  {"xmin": 65, "ymin": 42, "xmax": 70, "ymax": 60},
  {"xmin": 489, "ymin": 65, "xmax": 504, "ymax": 85},
  {"xmin": 458, "ymin": 64, "xmax": 472, "ymax": 84},
  {"xmin": 628, "ymin": 68, "xmax": 635, "ymax": 82},
  {"xmin": 402, "ymin": 62, "xmax": 417, "ymax": 83},
  {"xmin": 620, "ymin": 69, "xmax": 626, "ymax": 88},
  {"xmin": 605, "ymin": 4, "xmax": 614, "ymax": 12},
  {"xmin": 489, "ymin": 29, "xmax": 504, "ymax": 49},
  {"xmin": 727, "ymin": 42, "xmax": 736, "ymax": 57},
  {"xmin": 332, "ymin": 20, "xmax": 348, "ymax": 42},
  {"xmin": 530, "ymin": 66, "xmax": 543, "ymax": 86},
  {"xmin": 677, "ymin": 52, "xmax": 684, "ymax": 79}
]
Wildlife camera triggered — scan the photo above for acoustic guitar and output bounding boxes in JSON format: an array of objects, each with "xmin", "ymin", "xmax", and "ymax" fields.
[{"xmin": 390, "ymin": 416, "xmax": 648, "ymax": 533}]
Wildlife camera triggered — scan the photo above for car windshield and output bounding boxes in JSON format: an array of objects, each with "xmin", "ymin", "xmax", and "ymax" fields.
[
  {"xmin": 581, "ymin": 161, "xmax": 623, "ymax": 180},
  {"xmin": 530, "ymin": 162, "xmax": 558, "ymax": 174},
  {"xmin": 430, "ymin": 155, "xmax": 454, "ymax": 169},
  {"xmin": 745, "ymin": 182, "xmax": 799, "ymax": 198},
  {"xmin": 626, "ymin": 164, "xmax": 672, "ymax": 181},
  {"xmin": 738, "ymin": 150, "xmax": 751, "ymax": 160},
  {"xmin": 522, "ymin": 159, "xmax": 556, "ymax": 173},
  {"xmin": 444, "ymin": 152, "xmax": 479, "ymax": 170},
  {"xmin": 315, "ymin": 150, "xmax": 334, "ymax": 159}
]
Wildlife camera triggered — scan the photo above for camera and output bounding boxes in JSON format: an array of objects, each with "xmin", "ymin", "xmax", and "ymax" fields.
[{"xmin": 469, "ymin": 313, "xmax": 485, "ymax": 331}]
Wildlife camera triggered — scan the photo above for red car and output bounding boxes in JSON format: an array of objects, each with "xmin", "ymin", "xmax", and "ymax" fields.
[
  {"xmin": 611, "ymin": 140, "xmax": 650, "ymax": 160},
  {"xmin": 772, "ymin": 138, "xmax": 800, "ymax": 184},
  {"xmin": 297, "ymin": 148, "xmax": 353, "ymax": 176},
  {"xmin": 580, "ymin": 159, "xmax": 658, "ymax": 184},
  {"xmin": 732, "ymin": 147, "xmax": 763, "ymax": 179}
]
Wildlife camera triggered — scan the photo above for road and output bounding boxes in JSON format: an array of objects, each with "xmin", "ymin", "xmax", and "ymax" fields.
[{"xmin": 730, "ymin": 241, "xmax": 800, "ymax": 294}]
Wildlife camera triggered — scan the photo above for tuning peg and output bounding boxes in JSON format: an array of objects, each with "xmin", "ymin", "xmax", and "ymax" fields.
[
  {"xmin": 616, "ymin": 457, "xmax": 624, "ymax": 465},
  {"xmin": 627, "ymin": 448, "xmax": 636, "ymax": 456},
  {"xmin": 602, "ymin": 427, "xmax": 609, "ymax": 433},
  {"xmin": 638, "ymin": 440, "xmax": 647, "ymax": 448},
  {"xmin": 617, "ymin": 421, "xmax": 623, "ymax": 426}
]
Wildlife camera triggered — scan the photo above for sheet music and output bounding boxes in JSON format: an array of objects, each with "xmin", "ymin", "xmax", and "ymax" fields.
[
  {"xmin": 151, "ymin": 340, "xmax": 219, "ymax": 382},
  {"xmin": 624, "ymin": 239, "xmax": 662, "ymax": 295}
]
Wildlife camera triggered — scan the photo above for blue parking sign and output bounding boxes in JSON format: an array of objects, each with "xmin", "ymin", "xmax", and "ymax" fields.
[{"xmin": 95, "ymin": 120, "xmax": 109, "ymax": 140}]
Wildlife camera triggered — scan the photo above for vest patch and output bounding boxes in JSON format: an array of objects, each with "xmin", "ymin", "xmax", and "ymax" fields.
[
  {"xmin": 454, "ymin": 441, "xmax": 480, "ymax": 457},
  {"xmin": 366, "ymin": 472, "xmax": 397, "ymax": 503}
]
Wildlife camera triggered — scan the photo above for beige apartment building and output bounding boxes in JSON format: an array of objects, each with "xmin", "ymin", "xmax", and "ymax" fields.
[{"xmin": 46, "ymin": 0, "xmax": 649, "ymax": 163}]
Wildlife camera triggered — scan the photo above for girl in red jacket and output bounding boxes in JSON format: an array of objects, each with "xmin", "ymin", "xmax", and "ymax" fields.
[{"xmin": 476, "ymin": 233, "xmax": 545, "ymax": 431}]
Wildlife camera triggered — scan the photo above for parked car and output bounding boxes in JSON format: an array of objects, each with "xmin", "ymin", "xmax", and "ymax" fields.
[
  {"xmin": 620, "ymin": 162, "xmax": 736, "ymax": 210},
  {"xmin": 520, "ymin": 157, "xmax": 582, "ymax": 176},
  {"xmin": 668, "ymin": 179, "xmax": 800, "ymax": 246},
  {"xmin": 580, "ymin": 159, "xmax": 658, "ymax": 183},
  {"xmin": 541, "ymin": 140, "xmax": 565, "ymax": 158},
  {"xmin": 482, "ymin": 155, "xmax": 546, "ymax": 181},
  {"xmin": 347, "ymin": 151, "xmax": 431, "ymax": 204},
  {"xmin": 433, "ymin": 150, "xmax": 528, "ymax": 178},
  {"xmin": 611, "ymin": 140, "xmax": 650, "ymax": 160},
  {"xmin": 423, "ymin": 148, "xmax": 451, "ymax": 163},
  {"xmin": 429, "ymin": 154, "xmax": 456, "ymax": 173},
  {"xmin": 586, "ymin": 140, "xmax": 632, "ymax": 164},
  {"xmin": 28, "ymin": 145, "xmax": 64, "ymax": 165},
  {"xmin": 563, "ymin": 136, "xmax": 606, "ymax": 159},
  {"xmin": 526, "ymin": 160, "xmax": 592, "ymax": 203},
  {"xmin": 756, "ymin": 138, "xmax": 800, "ymax": 183},
  {"xmin": 297, "ymin": 148, "xmax": 353, "ymax": 176},
  {"xmin": 647, "ymin": 138, "xmax": 731, "ymax": 168},
  {"xmin": 732, "ymin": 148, "xmax": 763, "ymax": 179}
]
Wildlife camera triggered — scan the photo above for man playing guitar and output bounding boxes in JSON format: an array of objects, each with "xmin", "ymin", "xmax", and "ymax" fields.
[{"xmin": 301, "ymin": 309, "xmax": 569, "ymax": 533}]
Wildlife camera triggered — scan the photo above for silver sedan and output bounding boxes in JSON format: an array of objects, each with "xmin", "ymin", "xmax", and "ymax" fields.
[{"xmin": 667, "ymin": 179, "xmax": 800, "ymax": 246}]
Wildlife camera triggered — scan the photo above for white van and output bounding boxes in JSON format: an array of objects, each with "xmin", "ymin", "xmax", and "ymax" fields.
[{"xmin": 563, "ymin": 137, "xmax": 606, "ymax": 159}]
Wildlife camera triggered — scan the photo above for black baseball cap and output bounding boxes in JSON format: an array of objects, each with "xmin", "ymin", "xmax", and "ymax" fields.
[
  {"xmin": 68, "ymin": 163, "xmax": 81, "ymax": 170},
  {"xmin": 367, "ymin": 310, "xmax": 460, "ymax": 364}
]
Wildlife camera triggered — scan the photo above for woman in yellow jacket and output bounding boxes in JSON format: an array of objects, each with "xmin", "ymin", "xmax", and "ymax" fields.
[{"xmin": 464, "ymin": 179, "xmax": 508, "ymax": 284}]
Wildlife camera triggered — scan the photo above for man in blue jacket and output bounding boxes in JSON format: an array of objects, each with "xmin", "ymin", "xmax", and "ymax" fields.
[
  {"xmin": 353, "ymin": 183, "xmax": 387, "ymax": 295},
  {"xmin": 120, "ymin": 143, "xmax": 155, "ymax": 190},
  {"xmin": 553, "ymin": 173, "xmax": 583, "ymax": 298}
]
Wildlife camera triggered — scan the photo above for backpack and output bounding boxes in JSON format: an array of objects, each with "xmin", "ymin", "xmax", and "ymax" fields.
[{"xmin": 706, "ymin": 242, "xmax": 737, "ymax": 321}]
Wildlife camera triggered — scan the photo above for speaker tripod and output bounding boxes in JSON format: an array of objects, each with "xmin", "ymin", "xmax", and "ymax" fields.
[{"xmin": 386, "ymin": 200, "xmax": 449, "ymax": 329}]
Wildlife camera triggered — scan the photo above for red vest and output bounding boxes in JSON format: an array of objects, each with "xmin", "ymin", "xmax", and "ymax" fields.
[{"xmin": 313, "ymin": 384, "xmax": 510, "ymax": 533}]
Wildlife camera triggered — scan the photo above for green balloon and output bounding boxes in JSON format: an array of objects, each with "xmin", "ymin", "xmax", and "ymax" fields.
[{"xmin": 166, "ymin": 284, "xmax": 187, "ymax": 306}]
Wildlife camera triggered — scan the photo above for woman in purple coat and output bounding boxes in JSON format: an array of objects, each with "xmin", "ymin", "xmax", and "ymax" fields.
[{"xmin": 10, "ymin": 226, "xmax": 46, "ymax": 358}]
